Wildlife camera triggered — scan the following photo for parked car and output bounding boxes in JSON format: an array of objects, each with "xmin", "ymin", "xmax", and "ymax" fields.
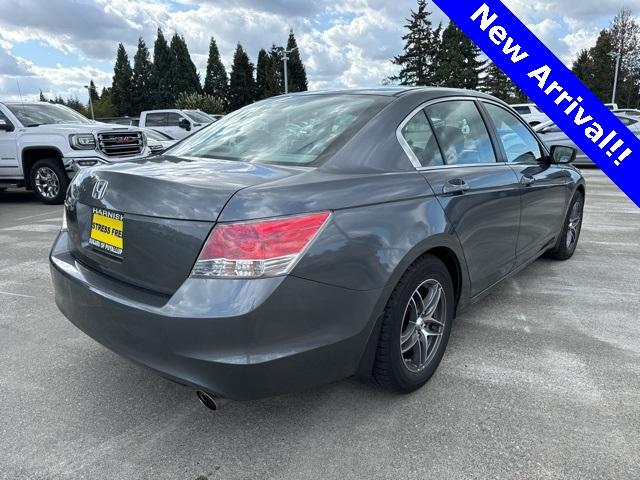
[
  {"xmin": 51, "ymin": 88, "xmax": 584, "ymax": 408},
  {"xmin": 604, "ymin": 103, "xmax": 619, "ymax": 111},
  {"xmin": 0, "ymin": 101, "xmax": 150, "ymax": 204},
  {"xmin": 613, "ymin": 108, "xmax": 640, "ymax": 118},
  {"xmin": 138, "ymin": 109, "xmax": 214, "ymax": 140},
  {"xmin": 510, "ymin": 103, "xmax": 549, "ymax": 126},
  {"xmin": 143, "ymin": 128, "xmax": 177, "ymax": 155},
  {"xmin": 534, "ymin": 114, "xmax": 640, "ymax": 167}
]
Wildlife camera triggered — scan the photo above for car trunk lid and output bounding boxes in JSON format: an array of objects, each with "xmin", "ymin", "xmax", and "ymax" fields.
[{"xmin": 66, "ymin": 156, "xmax": 308, "ymax": 294}]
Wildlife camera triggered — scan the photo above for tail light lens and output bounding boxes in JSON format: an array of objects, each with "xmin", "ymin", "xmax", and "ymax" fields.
[{"xmin": 191, "ymin": 211, "xmax": 331, "ymax": 278}]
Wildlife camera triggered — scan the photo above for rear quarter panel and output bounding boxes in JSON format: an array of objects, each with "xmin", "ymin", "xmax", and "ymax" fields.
[{"xmin": 221, "ymin": 171, "xmax": 471, "ymax": 301}]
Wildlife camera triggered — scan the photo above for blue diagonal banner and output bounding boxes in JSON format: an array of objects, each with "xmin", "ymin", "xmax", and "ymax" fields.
[{"xmin": 432, "ymin": 0, "xmax": 640, "ymax": 207}]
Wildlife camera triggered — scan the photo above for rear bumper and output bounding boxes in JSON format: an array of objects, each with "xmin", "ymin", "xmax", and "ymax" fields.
[{"xmin": 50, "ymin": 231, "xmax": 383, "ymax": 400}]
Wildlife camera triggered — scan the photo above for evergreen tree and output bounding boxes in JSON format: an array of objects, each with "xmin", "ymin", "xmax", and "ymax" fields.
[
  {"xmin": 283, "ymin": 30, "xmax": 307, "ymax": 92},
  {"xmin": 228, "ymin": 44, "xmax": 256, "ymax": 111},
  {"xmin": 88, "ymin": 80, "xmax": 99, "ymax": 104},
  {"xmin": 584, "ymin": 30, "xmax": 616, "ymax": 103},
  {"xmin": 131, "ymin": 38, "xmax": 153, "ymax": 114},
  {"xmin": 94, "ymin": 87, "xmax": 115, "ymax": 118},
  {"xmin": 169, "ymin": 33, "xmax": 201, "ymax": 97},
  {"xmin": 150, "ymin": 29, "xmax": 174, "ymax": 108},
  {"xmin": 266, "ymin": 45, "xmax": 284, "ymax": 97},
  {"xmin": 256, "ymin": 49, "xmax": 270, "ymax": 100},
  {"xmin": 203, "ymin": 36, "xmax": 228, "ymax": 106},
  {"xmin": 111, "ymin": 43, "xmax": 133, "ymax": 116},
  {"xmin": 434, "ymin": 22, "xmax": 485, "ymax": 89},
  {"xmin": 481, "ymin": 62, "xmax": 514, "ymax": 101},
  {"xmin": 39, "ymin": 91, "xmax": 47, "ymax": 102},
  {"xmin": 392, "ymin": 0, "xmax": 440, "ymax": 86},
  {"xmin": 572, "ymin": 49, "xmax": 593, "ymax": 82}
]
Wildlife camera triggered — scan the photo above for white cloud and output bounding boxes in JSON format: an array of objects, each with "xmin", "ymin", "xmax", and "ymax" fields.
[{"xmin": 0, "ymin": 0, "xmax": 633, "ymax": 102}]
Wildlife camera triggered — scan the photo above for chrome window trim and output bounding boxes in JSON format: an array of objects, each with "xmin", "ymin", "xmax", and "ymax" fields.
[{"xmin": 396, "ymin": 96, "xmax": 508, "ymax": 171}]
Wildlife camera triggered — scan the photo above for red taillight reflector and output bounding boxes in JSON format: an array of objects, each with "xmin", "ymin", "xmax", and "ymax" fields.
[{"xmin": 192, "ymin": 211, "xmax": 331, "ymax": 278}]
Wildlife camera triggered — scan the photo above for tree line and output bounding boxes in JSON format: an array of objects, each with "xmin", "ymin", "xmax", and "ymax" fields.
[
  {"xmin": 41, "ymin": 29, "xmax": 308, "ymax": 118},
  {"xmin": 390, "ymin": 0, "xmax": 526, "ymax": 102},
  {"xmin": 393, "ymin": 0, "xmax": 635, "ymax": 108},
  {"xmin": 572, "ymin": 9, "xmax": 640, "ymax": 109}
]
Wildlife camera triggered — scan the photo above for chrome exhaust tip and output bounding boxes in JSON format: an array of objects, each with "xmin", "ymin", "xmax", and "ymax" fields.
[{"xmin": 196, "ymin": 390, "xmax": 228, "ymax": 411}]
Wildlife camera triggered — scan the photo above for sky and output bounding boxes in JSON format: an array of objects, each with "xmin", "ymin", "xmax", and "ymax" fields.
[{"xmin": 0, "ymin": 0, "xmax": 636, "ymax": 103}]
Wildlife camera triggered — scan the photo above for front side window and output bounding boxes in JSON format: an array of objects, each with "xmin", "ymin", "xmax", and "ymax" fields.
[
  {"xmin": 484, "ymin": 103, "xmax": 544, "ymax": 164},
  {"xmin": 6, "ymin": 103, "xmax": 91, "ymax": 127},
  {"xmin": 167, "ymin": 113, "xmax": 184, "ymax": 127},
  {"xmin": 169, "ymin": 94, "xmax": 391, "ymax": 166},
  {"xmin": 400, "ymin": 110, "xmax": 444, "ymax": 167},
  {"xmin": 425, "ymin": 101, "xmax": 496, "ymax": 165}
]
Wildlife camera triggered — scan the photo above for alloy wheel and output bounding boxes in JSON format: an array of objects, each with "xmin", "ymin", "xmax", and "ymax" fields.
[
  {"xmin": 400, "ymin": 279, "xmax": 446, "ymax": 373},
  {"xmin": 34, "ymin": 166, "xmax": 60, "ymax": 200},
  {"xmin": 566, "ymin": 201, "xmax": 582, "ymax": 250}
]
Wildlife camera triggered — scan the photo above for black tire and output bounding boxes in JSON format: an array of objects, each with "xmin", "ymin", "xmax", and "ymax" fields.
[
  {"xmin": 545, "ymin": 191, "xmax": 584, "ymax": 260},
  {"xmin": 373, "ymin": 255, "xmax": 454, "ymax": 393},
  {"xmin": 30, "ymin": 158, "xmax": 69, "ymax": 205}
]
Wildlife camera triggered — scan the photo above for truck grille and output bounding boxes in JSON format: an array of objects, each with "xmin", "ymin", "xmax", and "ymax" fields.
[{"xmin": 97, "ymin": 132, "xmax": 144, "ymax": 157}]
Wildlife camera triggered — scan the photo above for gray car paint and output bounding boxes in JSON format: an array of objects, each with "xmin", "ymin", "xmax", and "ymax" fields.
[{"xmin": 51, "ymin": 87, "xmax": 585, "ymax": 400}]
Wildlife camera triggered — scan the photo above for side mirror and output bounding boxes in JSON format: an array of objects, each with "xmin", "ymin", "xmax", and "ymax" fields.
[
  {"xmin": 551, "ymin": 145, "xmax": 577, "ymax": 164},
  {"xmin": 178, "ymin": 118, "xmax": 191, "ymax": 131},
  {"xmin": 0, "ymin": 120, "xmax": 13, "ymax": 132}
]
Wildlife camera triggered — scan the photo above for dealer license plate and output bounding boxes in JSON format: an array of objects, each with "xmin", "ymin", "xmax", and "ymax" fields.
[{"xmin": 89, "ymin": 208, "xmax": 124, "ymax": 256}]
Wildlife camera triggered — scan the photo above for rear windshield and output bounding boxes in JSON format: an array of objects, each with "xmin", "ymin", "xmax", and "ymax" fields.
[{"xmin": 167, "ymin": 94, "xmax": 391, "ymax": 166}]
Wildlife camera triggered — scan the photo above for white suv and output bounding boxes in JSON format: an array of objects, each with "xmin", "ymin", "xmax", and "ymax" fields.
[{"xmin": 0, "ymin": 102, "xmax": 150, "ymax": 204}]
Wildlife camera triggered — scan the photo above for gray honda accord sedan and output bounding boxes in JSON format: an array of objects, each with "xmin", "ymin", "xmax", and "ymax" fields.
[{"xmin": 51, "ymin": 87, "xmax": 585, "ymax": 406}]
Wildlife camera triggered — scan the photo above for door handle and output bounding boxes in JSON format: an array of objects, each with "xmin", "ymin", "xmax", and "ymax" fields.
[
  {"xmin": 520, "ymin": 175, "xmax": 536, "ymax": 187},
  {"xmin": 442, "ymin": 179, "xmax": 470, "ymax": 195}
]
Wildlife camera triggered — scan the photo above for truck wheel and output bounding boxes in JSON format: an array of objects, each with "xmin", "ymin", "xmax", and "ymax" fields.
[{"xmin": 30, "ymin": 159, "xmax": 69, "ymax": 205}]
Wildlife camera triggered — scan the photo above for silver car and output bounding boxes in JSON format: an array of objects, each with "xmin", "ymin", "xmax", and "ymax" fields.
[{"xmin": 534, "ymin": 114, "xmax": 640, "ymax": 167}]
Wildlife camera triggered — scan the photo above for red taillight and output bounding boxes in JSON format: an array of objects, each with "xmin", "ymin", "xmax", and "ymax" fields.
[{"xmin": 192, "ymin": 211, "xmax": 331, "ymax": 278}]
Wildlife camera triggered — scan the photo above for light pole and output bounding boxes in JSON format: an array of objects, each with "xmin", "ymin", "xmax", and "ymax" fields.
[
  {"xmin": 608, "ymin": 51, "xmax": 621, "ymax": 105},
  {"xmin": 84, "ymin": 85, "xmax": 95, "ymax": 120},
  {"xmin": 282, "ymin": 47, "xmax": 298, "ymax": 94}
]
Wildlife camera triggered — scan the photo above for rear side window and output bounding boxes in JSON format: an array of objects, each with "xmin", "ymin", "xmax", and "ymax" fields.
[
  {"xmin": 146, "ymin": 113, "xmax": 167, "ymax": 127},
  {"xmin": 400, "ymin": 110, "xmax": 444, "ymax": 167},
  {"xmin": 425, "ymin": 101, "xmax": 496, "ymax": 165},
  {"xmin": 513, "ymin": 106, "xmax": 531, "ymax": 115},
  {"xmin": 484, "ymin": 103, "xmax": 544, "ymax": 164}
]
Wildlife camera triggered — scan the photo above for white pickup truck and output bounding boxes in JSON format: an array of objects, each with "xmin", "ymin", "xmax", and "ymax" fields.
[
  {"xmin": 0, "ymin": 101, "xmax": 151, "ymax": 204},
  {"xmin": 138, "ymin": 109, "xmax": 215, "ymax": 140}
]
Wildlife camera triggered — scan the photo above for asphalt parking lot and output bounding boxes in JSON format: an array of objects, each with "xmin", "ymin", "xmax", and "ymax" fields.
[{"xmin": 1, "ymin": 168, "xmax": 639, "ymax": 480}]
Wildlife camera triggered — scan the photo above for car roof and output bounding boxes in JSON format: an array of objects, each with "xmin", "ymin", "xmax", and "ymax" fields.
[{"xmin": 285, "ymin": 87, "xmax": 502, "ymax": 105}]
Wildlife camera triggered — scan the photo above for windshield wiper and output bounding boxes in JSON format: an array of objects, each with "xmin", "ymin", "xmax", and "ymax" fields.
[{"xmin": 26, "ymin": 123, "xmax": 50, "ymax": 127}]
